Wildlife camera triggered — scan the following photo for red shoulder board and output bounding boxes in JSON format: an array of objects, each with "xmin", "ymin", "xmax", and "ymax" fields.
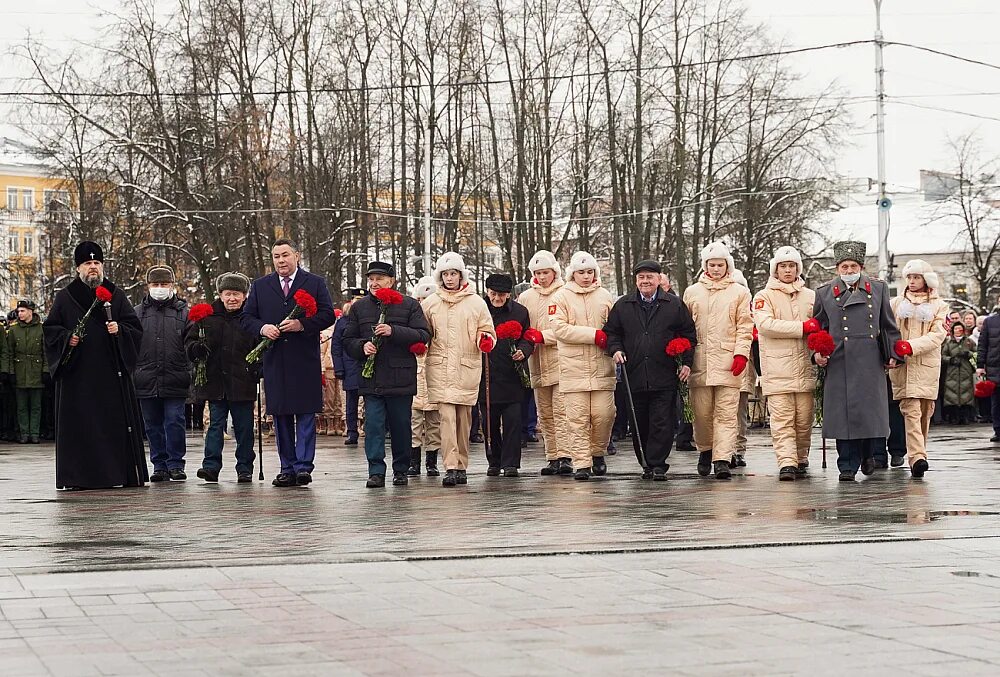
[
  {"xmin": 865, "ymin": 280, "xmax": 872, "ymax": 294},
  {"xmin": 833, "ymin": 284, "xmax": 840, "ymax": 297}
]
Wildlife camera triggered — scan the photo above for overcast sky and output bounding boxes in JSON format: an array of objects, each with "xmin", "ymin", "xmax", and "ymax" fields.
[{"xmin": 2, "ymin": 0, "xmax": 999, "ymax": 190}]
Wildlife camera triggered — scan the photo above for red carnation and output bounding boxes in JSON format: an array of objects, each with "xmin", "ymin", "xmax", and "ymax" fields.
[
  {"xmin": 975, "ymin": 379, "xmax": 996, "ymax": 399},
  {"xmin": 496, "ymin": 320, "xmax": 523, "ymax": 341},
  {"xmin": 292, "ymin": 290, "xmax": 318, "ymax": 318},
  {"xmin": 95, "ymin": 286, "xmax": 113, "ymax": 303},
  {"xmin": 807, "ymin": 330, "xmax": 836, "ymax": 357},
  {"xmin": 374, "ymin": 288, "xmax": 404, "ymax": 306},
  {"xmin": 665, "ymin": 337, "xmax": 692, "ymax": 357},
  {"xmin": 188, "ymin": 303, "xmax": 214, "ymax": 323},
  {"xmin": 334, "ymin": 308, "xmax": 343, "ymax": 319},
  {"xmin": 409, "ymin": 342, "xmax": 427, "ymax": 356},
  {"xmin": 524, "ymin": 328, "xmax": 544, "ymax": 344}
]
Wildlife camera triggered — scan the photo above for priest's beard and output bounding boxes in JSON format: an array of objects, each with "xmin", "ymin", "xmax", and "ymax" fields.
[{"xmin": 80, "ymin": 271, "xmax": 105, "ymax": 289}]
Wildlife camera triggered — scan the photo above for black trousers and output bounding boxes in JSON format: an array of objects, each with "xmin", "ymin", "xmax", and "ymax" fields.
[
  {"xmin": 632, "ymin": 389, "xmax": 677, "ymax": 470},
  {"xmin": 612, "ymin": 380, "xmax": 629, "ymax": 437},
  {"xmin": 486, "ymin": 401, "xmax": 522, "ymax": 469},
  {"xmin": 875, "ymin": 398, "xmax": 906, "ymax": 464}
]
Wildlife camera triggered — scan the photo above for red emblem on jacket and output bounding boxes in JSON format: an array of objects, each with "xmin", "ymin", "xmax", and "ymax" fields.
[{"xmin": 548, "ymin": 304, "xmax": 557, "ymax": 315}]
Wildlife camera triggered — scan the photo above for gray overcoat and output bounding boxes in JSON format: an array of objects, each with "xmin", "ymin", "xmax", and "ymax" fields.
[{"xmin": 812, "ymin": 275, "xmax": 902, "ymax": 440}]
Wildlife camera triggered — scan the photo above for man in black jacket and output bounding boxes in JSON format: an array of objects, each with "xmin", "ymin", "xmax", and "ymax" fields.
[
  {"xmin": 343, "ymin": 261, "xmax": 431, "ymax": 488},
  {"xmin": 134, "ymin": 265, "xmax": 191, "ymax": 482},
  {"xmin": 185, "ymin": 273, "xmax": 259, "ymax": 483},
  {"xmin": 481, "ymin": 274, "xmax": 534, "ymax": 476},
  {"xmin": 603, "ymin": 260, "xmax": 698, "ymax": 479},
  {"xmin": 976, "ymin": 304, "xmax": 1000, "ymax": 442}
]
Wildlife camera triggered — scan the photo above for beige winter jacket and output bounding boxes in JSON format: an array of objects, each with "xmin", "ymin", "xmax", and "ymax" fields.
[
  {"xmin": 518, "ymin": 278, "xmax": 565, "ymax": 388},
  {"xmin": 888, "ymin": 290, "xmax": 949, "ymax": 400},
  {"xmin": 683, "ymin": 272, "xmax": 754, "ymax": 389},
  {"xmin": 551, "ymin": 281, "xmax": 616, "ymax": 393},
  {"xmin": 422, "ymin": 285, "xmax": 496, "ymax": 406},
  {"xmin": 753, "ymin": 277, "xmax": 817, "ymax": 396},
  {"xmin": 412, "ymin": 353, "xmax": 436, "ymax": 411}
]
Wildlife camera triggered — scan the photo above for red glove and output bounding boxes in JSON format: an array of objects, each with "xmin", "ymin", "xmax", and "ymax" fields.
[
  {"xmin": 595, "ymin": 330, "xmax": 608, "ymax": 350},
  {"xmin": 731, "ymin": 355, "xmax": 748, "ymax": 376},
  {"xmin": 524, "ymin": 328, "xmax": 544, "ymax": 344},
  {"xmin": 752, "ymin": 327, "xmax": 759, "ymax": 342},
  {"xmin": 479, "ymin": 333, "xmax": 495, "ymax": 353},
  {"xmin": 321, "ymin": 374, "xmax": 327, "ymax": 387},
  {"xmin": 894, "ymin": 340, "xmax": 913, "ymax": 357},
  {"xmin": 802, "ymin": 318, "xmax": 821, "ymax": 335}
]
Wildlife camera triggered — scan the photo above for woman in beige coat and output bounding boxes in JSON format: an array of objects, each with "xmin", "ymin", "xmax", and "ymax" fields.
[
  {"xmin": 889, "ymin": 259, "xmax": 948, "ymax": 478},
  {"xmin": 752, "ymin": 246, "xmax": 817, "ymax": 480},
  {"xmin": 518, "ymin": 250, "xmax": 572, "ymax": 476},
  {"xmin": 683, "ymin": 241, "xmax": 754, "ymax": 480},
  {"xmin": 407, "ymin": 276, "xmax": 441, "ymax": 477},
  {"xmin": 551, "ymin": 252, "xmax": 616, "ymax": 480},
  {"xmin": 421, "ymin": 253, "xmax": 496, "ymax": 487}
]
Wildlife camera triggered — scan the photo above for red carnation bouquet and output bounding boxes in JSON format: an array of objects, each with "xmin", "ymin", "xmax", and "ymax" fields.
[
  {"xmin": 246, "ymin": 290, "xmax": 319, "ymax": 364},
  {"xmin": 188, "ymin": 303, "xmax": 214, "ymax": 386},
  {"xmin": 665, "ymin": 337, "xmax": 694, "ymax": 422},
  {"xmin": 362, "ymin": 287, "xmax": 405, "ymax": 379},
  {"xmin": 496, "ymin": 320, "xmax": 531, "ymax": 387},
  {"xmin": 975, "ymin": 378, "xmax": 996, "ymax": 399},
  {"xmin": 63, "ymin": 285, "xmax": 114, "ymax": 365},
  {"xmin": 409, "ymin": 342, "xmax": 427, "ymax": 356},
  {"xmin": 806, "ymin": 330, "xmax": 836, "ymax": 424}
]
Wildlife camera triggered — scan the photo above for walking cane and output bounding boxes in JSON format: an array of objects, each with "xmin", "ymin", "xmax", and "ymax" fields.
[
  {"xmin": 257, "ymin": 379, "xmax": 264, "ymax": 480},
  {"xmin": 619, "ymin": 357, "xmax": 648, "ymax": 469},
  {"xmin": 822, "ymin": 437, "xmax": 827, "ymax": 469},
  {"xmin": 483, "ymin": 351, "xmax": 492, "ymax": 460}
]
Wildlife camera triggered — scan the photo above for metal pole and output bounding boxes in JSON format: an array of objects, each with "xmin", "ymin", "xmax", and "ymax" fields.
[
  {"xmin": 874, "ymin": 0, "xmax": 890, "ymax": 281},
  {"xmin": 423, "ymin": 81, "xmax": 433, "ymax": 277}
]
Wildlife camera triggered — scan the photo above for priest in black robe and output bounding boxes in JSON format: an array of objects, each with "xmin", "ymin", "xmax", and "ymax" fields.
[{"xmin": 43, "ymin": 242, "xmax": 147, "ymax": 489}]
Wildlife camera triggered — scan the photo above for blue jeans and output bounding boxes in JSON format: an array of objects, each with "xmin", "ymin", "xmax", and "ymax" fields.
[
  {"xmin": 203, "ymin": 400, "xmax": 255, "ymax": 475},
  {"xmin": 521, "ymin": 395, "xmax": 537, "ymax": 437},
  {"xmin": 345, "ymin": 389, "xmax": 360, "ymax": 437},
  {"xmin": 140, "ymin": 397, "xmax": 187, "ymax": 471},
  {"xmin": 363, "ymin": 394, "xmax": 413, "ymax": 477},
  {"xmin": 836, "ymin": 438, "xmax": 879, "ymax": 474},
  {"xmin": 273, "ymin": 413, "xmax": 316, "ymax": 475}
]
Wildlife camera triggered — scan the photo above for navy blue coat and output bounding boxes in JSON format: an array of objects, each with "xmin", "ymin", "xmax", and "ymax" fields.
[
  {"xmin": 330, "ymin": 317, "xmax": 361, "ymax": 391},
  {"xmin": 342, "ymin": 294, "xmax": 431, "ymax": 397},
  {"xmin": 241, "ymin": 268, "xmax": 335, "ymax": 415}
]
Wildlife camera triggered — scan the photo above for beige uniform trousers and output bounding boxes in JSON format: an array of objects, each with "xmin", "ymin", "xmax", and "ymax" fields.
[
  {"xmin": 767, "ymin": 391, "xmax": 813, "ymax": 469},
  {"xmin": 691, "ymin": 385, "xmax": 741, "ymax": 462},
  {"xmin": 438, "ymin": 403, "xmax": 473, "ymax": 470},
  {"xmin": 561, "ymin": 390, "xmax": 615, "ymax": 470},
  {"xmin": 736, "ymin": 391, "xmax": 749, "ymax": 454},
  {"xmin": 535, "ymin": 384, "xmax": 568, "ymax": 461},
  {"xmin": 899, "ymin": 398, "xmax": 934, "ymax": 464},
  {"xmin": 411, "ymin": 409, "xmax": 441, "ymax": 451}
]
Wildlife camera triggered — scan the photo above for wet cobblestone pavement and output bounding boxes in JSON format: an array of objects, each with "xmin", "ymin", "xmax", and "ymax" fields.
[{"xmin": 1, "ymin": 425, "xmax": 999, "ymax": 675}]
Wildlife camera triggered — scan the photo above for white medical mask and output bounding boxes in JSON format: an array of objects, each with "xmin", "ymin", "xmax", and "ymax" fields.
[
  {"xmin": 841, "ymin": 272, "xmax": 861, "ymax": 286},
  {"xmin": 149, "ymin": 287, "xmax": 173, "ymax": 301}
]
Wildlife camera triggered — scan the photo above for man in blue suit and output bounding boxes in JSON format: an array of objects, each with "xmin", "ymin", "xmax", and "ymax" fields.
[{"xmin": 242, "ymin": 239, "xmax": 335, "ymax": 487}]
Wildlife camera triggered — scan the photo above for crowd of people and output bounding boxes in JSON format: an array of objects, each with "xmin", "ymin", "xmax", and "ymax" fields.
[{"xmin": 14, "ymin": 237, "xmax": 1000, "ymax": 490}]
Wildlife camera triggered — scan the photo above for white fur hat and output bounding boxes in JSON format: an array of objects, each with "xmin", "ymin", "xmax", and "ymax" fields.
[
  {"xmin": 700, "ymin": 241, "xmax": 734, "ymax": 274},
  {"xmin": 528, "ymin": 250, "xmax": 561, "ymax": 277},
  {"xmin": 433, "ymin": 252, "xmax": 468, "ymax": 286},
  {"xmin": 769, "ymin": 245, "xmax": 803, "ymax": 278},
  {"xmin": 410, "ymin": 276, "xmax": 437, "ymax": 301},
  {"xmin": 565, "ymin": 251, "xmax": 601, "ymax": 284},
  {"xmin": 732, "ymin": 269, "xmax": 748, "ymax": 288},
  {"xmin": 901, "ymin": 259, "xmax": 940, "ymax": 291}
]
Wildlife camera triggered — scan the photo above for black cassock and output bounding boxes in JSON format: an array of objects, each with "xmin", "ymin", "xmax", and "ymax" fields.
[{"xmin": 43, "ymin": 278, "xmax": 147, "ymax": 489}]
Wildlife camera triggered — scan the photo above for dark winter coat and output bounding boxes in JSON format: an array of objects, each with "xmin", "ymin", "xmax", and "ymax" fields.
[
  {"xmin": 7, "ymin": 315, "xmax": 47, "ymax": 388},
  {"xmin": 330, "ymin": 316, "xmax": 361, "ymax": 391},
  {"xmin": 342, "ymin": 292, "xmax": 431, "ymax": 398},
  {"xmin": 241, "ymin": 268, "xmax": 336, "ymax": 415},
  {"xmin": 480, "ymin": 299, "xmax": 534, "ymax": 405},
  {"xmin": 184, "ymin": 299, "xmax": 259, "ymax": 403},
  {"xmin": 942, "ymin": 335, "xmax": 976, "ymax": 407},
  {"xmin": 603, "ymin": 289, "xmax": 698, "ymax": 392},
  {"xmin": 976, "ymin": 313, "xmax": 1000, "ymax": 383},
  {"xmin": 133, "ymin": 295, "xmax": 191, "ymax": 399}
]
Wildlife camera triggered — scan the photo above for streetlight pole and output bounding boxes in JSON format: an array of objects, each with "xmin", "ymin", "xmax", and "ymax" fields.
[
  {"xmin": 874, "ymin": 0, "xmax": 890, "ymax": 281},
  {"xmin": 423, "ymin": 96, "xmax": 433, "ymax": 278}
]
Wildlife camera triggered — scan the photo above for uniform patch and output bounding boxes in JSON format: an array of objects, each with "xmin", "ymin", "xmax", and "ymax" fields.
[
  {"xmin": 754, "ymin": 299, "xmax": 765, "ymax": 310},
  {"xmin": 548, "ymin": 304, "xmax": 557, "ymax": 315}
]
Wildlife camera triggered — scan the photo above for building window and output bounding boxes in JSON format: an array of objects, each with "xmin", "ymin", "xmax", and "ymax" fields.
[
  {"xmin": 6, "ymin": 188, "xmax": 15, "ymax": 210},
  {"xmin": 9, "ymin": 234, "xmax": 19, "ymax": 255},
  {"xmin": 23, "ymin": 234, "xmax": 33, "ymax": 255},
  {"xmin": 22, "ymin": 189, "xmax": 34, "ymax": 211},
  {"xmin": 44, "ymin": 189, "xmax": 70, "ymax": 212}
]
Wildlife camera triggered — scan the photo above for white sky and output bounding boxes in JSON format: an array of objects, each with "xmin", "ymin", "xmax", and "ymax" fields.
[{"xmin": 2, "ymin": 0, "xmax": 999, "ymax": 190}]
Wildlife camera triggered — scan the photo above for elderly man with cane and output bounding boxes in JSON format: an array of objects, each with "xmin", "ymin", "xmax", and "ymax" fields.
[{"xmin": 604, "ymin": 260, "xmax": 697, "ymax": 480}]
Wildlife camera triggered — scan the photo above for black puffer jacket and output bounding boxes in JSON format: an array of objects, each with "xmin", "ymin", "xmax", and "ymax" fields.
[
  {"xmin": 976, "ymin": 313, "xmax": 1000, "ymax": 383},
  {"xmin": 480, "ymin": 299, "xmax": 534, "ymax": 405},
  {"xmin": 133, "ymin": 295, "xmax": 191, "ymax": 399},
  {"xmin": 184, "ymin": 299, "xmax": 259, "ymax": 402}
]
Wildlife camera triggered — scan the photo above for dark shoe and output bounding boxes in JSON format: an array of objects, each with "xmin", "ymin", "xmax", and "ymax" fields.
[
  {"xmin": 503, "ymin": 467, "xmax": 519, "ymax": 477},
  {"xmin": 272, "ymin": 473, "xmax": 296, "ymax": 487},
  {"xmin": 168, "ymin": 469, "xmax": 187, "ymax": 481},
  {"xmin": 18, "ymin": 435, "xmax": 27, "ymax": 444},
  {"xmin": 442, "ymin": 470, "xmax": 458, "ymax": 487},
  {"xmin": 713, "ymin": 461, "xmax": 731, "ymax": 480},
  {"xmin": 991, "ymin": 435, "xmax": 1000, "ymax": 443},
  {"xmin": 237, "ymin": 473, "xmax": 253, "ymax": 483},
  {"xmin": 344, "ymin": 435, "xmax": 359, "ymax": 446},
  {"xmin": 295, "ymin": 472, "xmax": 312, "ymax": 486},
  {"xmin": 839, "ymin": 472, "xmax": 856, "ymax": 482},
  {"xmin": 366, "ymin": 474, "xmax": 385, "ymax": 488},
  {"xmin": 795, "ymin": 463, "xmax": 808, "ymax": 477},
  {"xmin": 150, "ymin": 469, "xmax": 170, "ymax": 482},
  {"xmin": 486, "ymin": 466, "xmax": 501, "ymax": 477},
  {"xmin": 456, "ymin": 470, "xmax": 468, "ymax": 485},
  {"xmin": 873, "ymin": 458, "xmax": 888, "ymax": 470},
  {"xmin": 470, "ymin": 432, "xmax": 484, "ymax": 443},
  {"xmin": 606, "ymin": 442, "xmax": 617, "ymax": 456},
  {"xmin": 541, "ymin": 460, "xmax": 561, "ymax": 475},
  {"xmin": 392, "ymin": 473, "xmax": 408, "ymax": 486},
  {"xmin": 592, "ymin": 456, "xmax": 607, "ymax": 476},
  {"xmin": 652, "ymin": 467, "xmax": 668, "ymax": 481},
  {"xmin": 860, "ymin": 457, "xmax": 876, "ymax": 476},
  {"xmin": 890, "ymin": 455, "xmax": 905, "ymax": 468},
  {"xmin": 574, "ymin": 468, "xmax": 591, "ymax": 481},
  {"xmin": 407, "ymin": 447, "xmax": 422, "ymax": 476},
  {"xmin": 526, "ymin": 433, "xmax": 538, "ymax": 443},
  {"xmin": 425, "ymin": 450, "xmax": 440, "ymax": 476},
  {"xmin": 29, "ymin": 436, "xmax": 39, "ymax": 444},
  {"xmin": 697, "ymin": 451, "xmax": 712, "ymax": 477},
  {"xmin": 733, "ymin": 454, "xmax": 746, "ymax": 468},
  {"xmin": 779, "ymin": 466, "xmax": 797, "ymax": 482},
  {"xmin": 557, "ymin": 457, "xmax": 573, "ymax": 475},
  {"xmin": 911, "ymin": 459, "xmax": 929, "ymax": 478},
  {"xmin": 196, "ymin": 467, "xmax": 219, "ymax": 483},
  {"xmin": 641, "ymin": 468, "xmax": 654, "ymax": 480},
  {"xmin": 676, "ymin": 441, "xmax": 696, "ymax": 452}
]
